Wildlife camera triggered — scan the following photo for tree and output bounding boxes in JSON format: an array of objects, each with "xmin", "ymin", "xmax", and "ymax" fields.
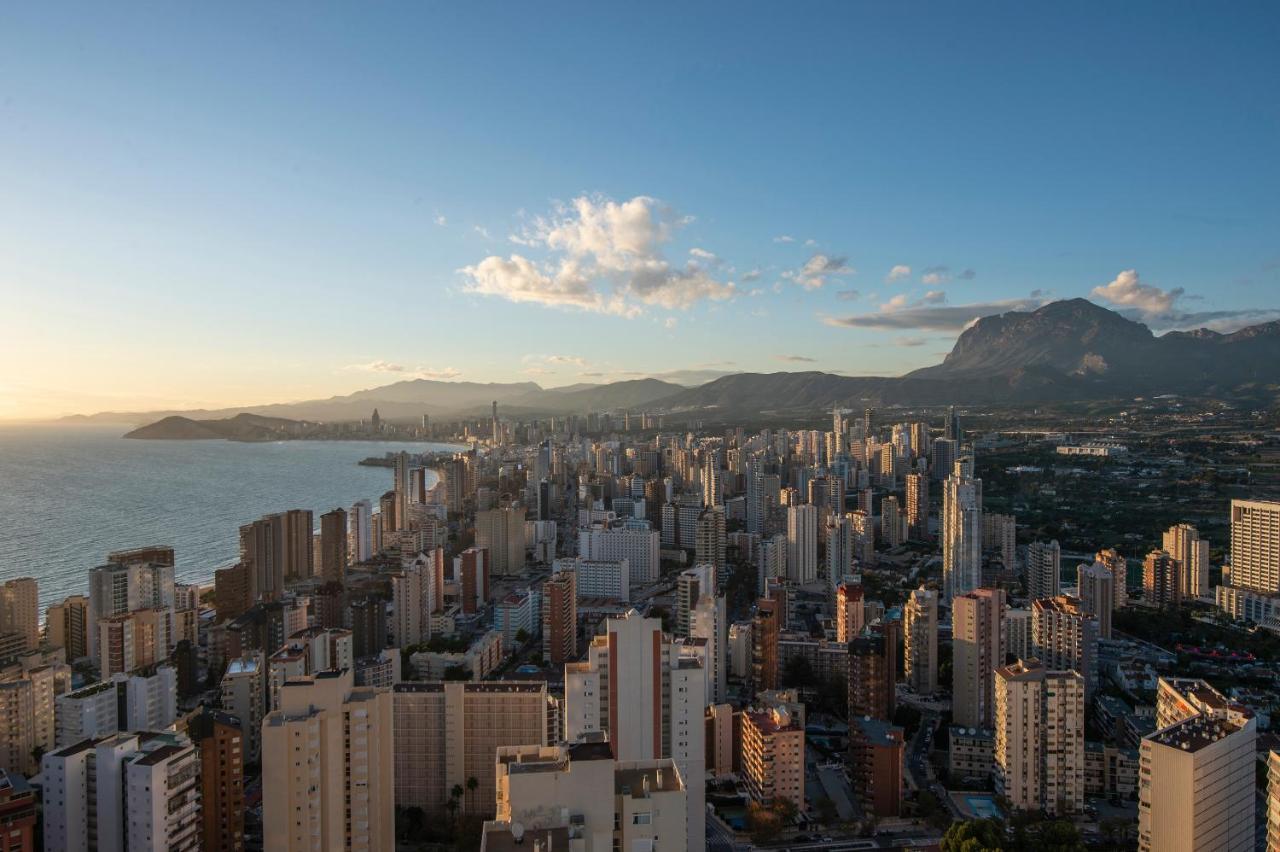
[
  {"xmin": 747, "ymin": 803, "xmax": 782, "ymax": 845},
  {"xmin": 941, "ymin": 818, "xmax": 1005, "ymax": 852},
  {"xmin": 515, "ymin": 628, "xmax": 531, "ymax": 645},
  {"xmin": 782, "ymin": 654, "xmax": 815, "ymax": 689},
  {"xmin": 815, "ymin": 795, "xmax": 838, "ymax": 824},
  {"xmin": 773, "ymin": 796, "xmax": 798, "ymax": 823}
]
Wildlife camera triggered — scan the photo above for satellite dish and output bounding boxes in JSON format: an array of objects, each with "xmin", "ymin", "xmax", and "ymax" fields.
[{"xmin": 512, "ymin": 822, "xmax": 525, "ymax": 842}]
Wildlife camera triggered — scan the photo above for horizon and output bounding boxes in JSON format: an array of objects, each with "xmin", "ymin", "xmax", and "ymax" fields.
[{"xmin": 3, "ymin": 3, "xmax": 1278, "ymax": 419}]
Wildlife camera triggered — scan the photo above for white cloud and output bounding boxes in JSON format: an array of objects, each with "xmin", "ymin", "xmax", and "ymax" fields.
[
  {"xmin": 1090, "ymin": 269, "xmax": 1182, "ymax": 317},
  {"xmin": 689, "ymin": 247, "xmax": 718, "ymax": 261},
  {"xmin": 343, "ymin": 361, "xmax": 461, "ymax": 380},
  {"xmin": 433, "ymin": 215, "xmax": 447, "ymax": 227},
  {"xmin": 804, "ymin": 238, "xmax": 817, "ymax": 247},
  {"xmin": 664, "ymin": 317, "xmax": 679, "ymax": 329},
  {"xmin": 886, "ymin": 264, "xmax": 911, "ymax": 283},
  {"xmin": 773, "ymin": 235, "xmax": 795, "ymax": 243},
  {"xmin": 783, "ymin": 254, "xmax": 854, "ymax": 290},
  {"xmin": 473, "ymin": 225, "xmax": 492, "ymax": 239},
  {"xmin": 742, "ymin": 268, "xmax": 762, "ymax": 282},
  {"xmin": 826, "ymin": 293, "xmax": 1052, "ymax": 331},
  {"xmin": 461, "ymin": 195, "xmax": 734, "ymax": 316},
  {"xmin": 775, "ymin": 354, "xmax": 817, "ymax": 363}
]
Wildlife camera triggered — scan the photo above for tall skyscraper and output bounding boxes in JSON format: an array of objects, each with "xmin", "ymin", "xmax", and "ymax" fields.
[
  {"xmin": 475, "ymin": 506, "xmax": 527, "ymax": 577},
  {"xmin": 563, "ymin": 610, "xmax": 706, "ymax": 852},
  {"xmin": 318, "ymin": 508, "xmax": 347, "ymax": 584},
  {"xmin": 189, "ymin": 708, "xmax": 245, "ymax": 852},
  {"xmin": 1026, "ymin": 539, "xmax": 1061, "ymax": 601},
  {"xmin": 1138, "ymin": 677, "xmax": 1255, "ymax": 852},
  {"xmin": 752, "ymin": 598, "xmax": 780, "ymax": 691},
  {"xmin": 786, "ymin": 504, "xmax": 819, "ymax": 583},
  {"xmin": 905, "ymin": 472, "xmax": 929, "ymax": 540},
  {"xmin": 1076, "ymin": 561, "xmax": 1115, "ymax": 639},
  {"xmin": 903, "ymin": 586, "xmax": 938, "ymax": 695},
  {"xmin": 349, "ymin": 499, "xmax": 373, "ymax": 562},
  {"xmin": 847, "ymin": 622, "xmax": 898, "ymax": 721},
  {"xmin": 1163, "ymin": 523, "xmax": 1209, "ymax": 600},
  {"xmin": 826, "ymin": 515, "xmax": 854, "ymax": 590},
  {"xmin": 0, "ymin": 578, "xmax": 38, "ymax": 653},
  {"xmin": 676, "ymin": 563, "xmax": 716, "ymax": 637},
  {"xmin": 541, "ymin": 568, "xmax": 577, "ymax": 665},
  {"xmin": 1143, "ymin": 550, "xmax": 1181, "ymax": 609},
  {"xmin": 45, "ymin": 595, "xmax": 89, "ymax": 661},
  {"xmin": 881, "ymin": 496, "xmax": 904, "ymax": 549},
  {"xmin": 1096, "ymin": 547, "xmax": 1129, "ymax": 610},
  {"xmin": 1031, "ymin": 595, "xmax": 1098, "ymax": 695},
  {"xmin": 953, "ymin": 587, "xmax": 1006, "ymax": 728},
  {"xmin": 391, "ymin": 549, "xmax": 442, "ymax": 649},
  {"xmin": 994, "ymin": 660, "xmax": 1085, "ymax": 816},
  {"xmin": 695, "ymin": 508, "xmax": 727, "ymax": 572},
  {"xmin": 393, "ymin": 451, "xmax": 410, "ymax": 532},
  {"xmin": 1229, "ymin": 499, "xmax": 1280, "ymax": 593},
  {"xmin": 835, "ymin": 582, "xmax": 864, "ymax": 643},
  {"xmin": 942, "ymin": 461, "xmax": 983, "ymax": 602},
  {"xmin": 263, "ymin": 670, "xmax": 394, "ymax": 852},
  {"xmin": 239, "ymin": 510, "xmax": 313, "ymax": 601},
  {"xmin": 691, "ymin": 594, "xmax": 728, "ymax": 704}
]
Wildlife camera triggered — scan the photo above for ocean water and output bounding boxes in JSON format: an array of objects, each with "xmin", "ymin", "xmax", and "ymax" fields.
[{"xmin": 0, "ymin": 424, "xmax": 456, "ymax": 612}]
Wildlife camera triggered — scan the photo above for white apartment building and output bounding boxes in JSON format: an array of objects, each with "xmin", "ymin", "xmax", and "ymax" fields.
[{"xmin": 578, "ymin": 525, "xmax": 660, "ymax": 585}]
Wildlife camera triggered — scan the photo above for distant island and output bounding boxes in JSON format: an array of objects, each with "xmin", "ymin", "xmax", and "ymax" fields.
[{"xmin": 123, "ymin": 412, "xmax": 435, "ymax": 443}]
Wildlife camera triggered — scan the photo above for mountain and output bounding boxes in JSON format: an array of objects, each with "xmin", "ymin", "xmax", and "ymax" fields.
[
  {"xmin": 661, "ymin": 300, "xmax": 1280, "ymax": 413},
  {"xmin": 124, "ymin": 413, "xmax": 302, "ymax": 441},
  {"xmin": 70, "ymin": 300, "xmax": 1280, "ymax": 429}
]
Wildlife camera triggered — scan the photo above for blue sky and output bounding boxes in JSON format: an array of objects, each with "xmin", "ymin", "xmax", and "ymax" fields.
[{"xmin": 1, "ymin": 3, "xmax": 1277, "ymax": 417}]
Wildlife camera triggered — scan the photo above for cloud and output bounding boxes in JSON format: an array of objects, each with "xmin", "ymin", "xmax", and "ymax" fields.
[
  {"xmin": 473, "ymin": 225, "xmax": 492, "ymax": 239},
  {"xmin": 461, "ymin": 195, "xmax": 734, "ymax": 316},
  {"xmin": 546, "ymin": 354, "xmax": 588, "ymax": 367},
  {"xmin": 958, "ymin": 268, "xmax": 976, "ymax": 280},
  {"xmin": 689, "ymin": 247, "xmax": 718, "ymax": 262},
  {"xmin": 742, "ymin": 268, "xmax": 762, "ymax": 282},
  {"xmin": 775, "ymin": 354, "xmax": 817, "ymax": 363},
  {"xmin": 885, "ymin": 265, "xmax": 911, "ymax": 283},
  {"xmin": 783, "ymin": 254, "xmax": 854, "ymax": 290},
  {"xmin": 836, "ymin": 289, "xmax": 861, "ymax": 302},
  {"xmin": 1090, "ymin": 269, "xmax": 1182, "ymax": 317},
  {"xmin": 825, "ymin": 294, "xmax": 1051, "ymax": 331},
  {"xmin": 343, "ymin": 361, "xmax": 461, "ymax": 380},
  {"xmin": 804, "ymin": 238, "xmax": 817, "ymax": 247},
  {"xmin": 664, "ymin": 317, "xmax": 679, "ymax": 329},
  {"xmin": 921, "ymin": 265, "xmax": 950, "ymax": 285},
  {"xmin": 894, "ymin": 336, "xmax": 928, "ymax": 347},
  {"xmin": 433, "ymin": 215, "xmax": 447, "ymax": 227},
  {"xmin": 773, "ymin": 235, "xmax": 795, "ymax": 243}
]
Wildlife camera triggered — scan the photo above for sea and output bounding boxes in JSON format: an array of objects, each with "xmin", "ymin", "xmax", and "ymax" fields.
[{"xmin": 0, "ymin": 424, "xmax": 458, "ymax": 613}]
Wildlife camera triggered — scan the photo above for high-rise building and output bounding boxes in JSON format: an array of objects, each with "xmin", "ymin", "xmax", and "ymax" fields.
[
  {"xmin": 942, "ymin": 463, "xmax": 982, "ymax": 601},
  {"xmin": 579, "ymin": 525, "xmax": 660, "ymax": 586},
  {"xmin": 848, "ymin": 715, "xmax": 905, "ymax": 818},
  {"xmin": 742, "ymin": 704, "xmax": 804, "ymax": 809},
  {"xmin": 485, "ymin": 739, "xmax": 688, "ymax": 852},
  {"xmin": 826, "ymin": 515, "xmax": 855, "ymax": 590},
  {"xmin": 905, "ymin": 472, "xmax": 929, "ymax": 540},
  {"xmin": 455, "ymin": 547, "xmax": 490, "ymax": 615},
  {"xmin": 1076, "ymin": 561, "xmax": 1115, "ymax": 639},
  {"xmin": 392, "ymin": 451, "xmax": 411, "ymax": 532},
  {"xmin": 847, "ymin": 622, "xmax": 898, "ymax": 721},
  {"xmin": 695, "ymin": 508, "xmax": 727, "ymax": 572},
  {"xmin": 1138, "ymin": 677, "xmax": 1255, "ymax": 852},
  {"xmin": 752, "ymin": 597, "xmax": 780, "ymax": 691},
  {"xmin": 1026, "ymin": 540, "xmax": 1061, "ymax": 601},
  {"xmin": 262, "ymin": 670, "xmax": 394, "ymax": 852},
  {"xmin": 849, "ymin": 509, "xmax": 876, "ymax": 567},
  {"xmin": 220, "ymin": 654, "xmax": 266, "ymax": 764},
  {"xmin": 393, "ymin": 680, "xmax": 548, "ymax": 817},
  {"xmin": 391, "ymin": 549, "xmax": 442, "ymax": 649},
  {"xmin": 931, "ymin": 437, "xmax": 956, "ymax": 481},
  {"xmin": 1031, "ymin": 596, "xmax": 1098, "ymax": 695},
  {"xmin": 1229, "ymin": 499, "xmax": 1280, "ymax": 594},
  {"xmin": 903, "ymin": 586, "xmax": 938, "ymax": 695},
  {"xmin": 1094, "ymin": 547, "xmax": 1128, "ymax": 610},
  {"xmin": 42, "ymin": 730, "xmax": 201, "ymax": 852},
  {"xmin": 189, "ymin": 708, "xmax": 245, "ymax": 852},
  {"xmin": 1142, "ymin": 550, "xmax": 1181, "ymax": 609},
  {"xmin": 676, "ymin": 564, "xmax": 716, "ymax": 637},
  {"xmin": 1163, "ymin": 524, "xmax": 1209, "ymax": 600},
  {"xmin": 238, "ymin": 510, "xmax": 313, "ymax": 601},
  {"xmin": 953, "ymin": 588, "xmax": 1006, "ymax": 729},
  {"xmin": 318, "ymin": 508, "xmax": 348, "ymax": 584},
  {"xmin": 980, "ymin": 513, "xmax": 1015, "ymax": 574},
  {"xmin": 349, "ymin": 498, "xmax": 373, "ymax": 563},
  {"xmin": 541, "ymin": 568, "xmax": 577, "ymax": 665},
  {"xmin": 835, "ymin": 583, "xmax": 864, "ymax": 644},
  {"xmin": 691, "ymin": 594, "xmax": 728, "ymax": 704},
  {"xmin": 476, "ymin": 506, "xmax": 527, "ymax": 577},
  {"xmin": 994, "ymin": 660, "xmax": 1085, "ymax": 816},
  {"xmin": 881, "ymin": 496, "xmax": 904, "ymax": 548},
  {"xmin": 45, "ymin": 595, "xmax": 89, "ymax": 661},
  {"xmin": 0, "ymin": 579, "xmax": 38, "ymax": 654},
  {"xmin": 786, "ymin": 504, "xmax": 818, "ymax": 583},
  {"xmin": 562, "ymin": 610, "xmax": 706, "ymax": 852}
]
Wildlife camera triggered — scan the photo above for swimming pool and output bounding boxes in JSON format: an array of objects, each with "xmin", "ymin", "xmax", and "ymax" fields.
[{"xmin": 965, "ymin": 795, "xmax": 1001, "ymax": 820}]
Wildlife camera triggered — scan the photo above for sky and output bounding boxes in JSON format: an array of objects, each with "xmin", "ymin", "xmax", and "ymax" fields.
[{"xmin": 1, "ymin": 3, "xmax": 1278, "ymax": 420}]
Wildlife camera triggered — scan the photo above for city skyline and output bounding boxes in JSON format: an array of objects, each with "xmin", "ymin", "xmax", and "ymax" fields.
[{"xmin": 3, "ymin": 3, "xmax": 1279, "ymax": 419}]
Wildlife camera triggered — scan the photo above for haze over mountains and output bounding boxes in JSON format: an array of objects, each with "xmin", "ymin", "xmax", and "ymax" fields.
[{"xmin": 73, "ymin": 300, "xmax": 1280, "ymax": 433}]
